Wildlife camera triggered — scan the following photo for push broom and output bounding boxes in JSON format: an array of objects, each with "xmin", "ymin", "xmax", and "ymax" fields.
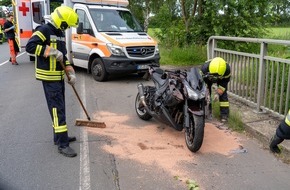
[{"xmin": 60, "ymin": 62, "xmax": 106, "ymax": 128}]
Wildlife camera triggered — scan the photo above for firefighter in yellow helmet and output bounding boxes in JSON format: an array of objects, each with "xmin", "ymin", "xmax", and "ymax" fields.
[
  {"xmin": 201, "ymin": 57, "xmax": 231, "ymax": 122},
  {"xmin": 269, "ymin": 109, "xmax": 290, "ymax": 154},
  {"xmin": 26, "ymin": 6, "xmax": 79, "ymax": 157}
]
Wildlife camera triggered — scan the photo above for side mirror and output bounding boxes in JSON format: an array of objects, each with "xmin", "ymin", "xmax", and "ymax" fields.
[{"xmin": 77, "ymin": 22, "xmax": 83, "ymax": 34}]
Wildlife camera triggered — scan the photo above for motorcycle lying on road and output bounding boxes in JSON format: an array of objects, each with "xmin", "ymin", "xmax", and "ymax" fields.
[{"xmin": 135, "ymin": 65, "xmax": 207, "ymax": 152}]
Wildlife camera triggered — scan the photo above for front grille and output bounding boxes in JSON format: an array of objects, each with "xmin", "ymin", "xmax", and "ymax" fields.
[{"xmin": 126, "ymin": 46, "xmax": 155, "ymax": 58}]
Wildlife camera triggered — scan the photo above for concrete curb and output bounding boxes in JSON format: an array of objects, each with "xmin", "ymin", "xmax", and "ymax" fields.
[{"xmin": 229, "ymin": 97, "xmax": 290, "ymax": 163}]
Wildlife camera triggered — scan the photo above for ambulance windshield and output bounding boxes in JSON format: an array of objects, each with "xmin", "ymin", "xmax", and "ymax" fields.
[{"xmin": 90, "ymin": 9, "xmax": 143, "ymax": 32}]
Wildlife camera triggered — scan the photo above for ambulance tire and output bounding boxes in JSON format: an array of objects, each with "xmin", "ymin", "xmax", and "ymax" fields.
[{"xmin": 91, "ymin": 58, "xmax": 108, "ymax": 82}]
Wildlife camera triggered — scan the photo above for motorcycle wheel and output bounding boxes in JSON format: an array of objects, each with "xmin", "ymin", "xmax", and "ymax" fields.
[
  {"xmin": 135, "ymin": 92, "xmax": 152, "ymax": 120},
  {"xmin": 185, "ymin": 114, "xmax": 205, "ymax": 152}
]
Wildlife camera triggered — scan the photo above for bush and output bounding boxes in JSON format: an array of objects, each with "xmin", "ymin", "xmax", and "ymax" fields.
[{"xmin": 159, "ymin": 44, "xmax": 207, "ymax": 66}]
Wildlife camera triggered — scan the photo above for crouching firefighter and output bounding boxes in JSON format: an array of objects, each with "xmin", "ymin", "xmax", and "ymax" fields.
[
  {"xmin": 201, "ymin": 57, "xmax": 231, "ymax": 122},
  {"xmin": 269, "ymin": 109, "xmax": 290, "ymax": 154},
  {"xmin": 26, "ymin": 6, "xmax": 79, "ymax": 157}
]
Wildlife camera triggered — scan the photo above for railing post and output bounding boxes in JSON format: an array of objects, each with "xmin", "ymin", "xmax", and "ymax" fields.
[
  {"xmin": 256, "ymin": 42, "xmax": 267, "ymax": 113},
  {"xmin": 207, "ymin": 38, "xmax": 216, "ymax": 60}
]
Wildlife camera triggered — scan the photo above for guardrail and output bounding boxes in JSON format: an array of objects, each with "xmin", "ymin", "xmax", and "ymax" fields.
[{"xmin": 207, "ymin": 36, "xmax": 290, "ymax": 119}]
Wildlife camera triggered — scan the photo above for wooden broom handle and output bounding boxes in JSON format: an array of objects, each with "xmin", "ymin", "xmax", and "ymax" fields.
[{"xmin": 59, "ymin": 61, "xmax": 91, "ymax": 121}]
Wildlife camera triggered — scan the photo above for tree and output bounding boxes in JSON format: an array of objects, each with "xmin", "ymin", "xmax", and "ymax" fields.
[
  {"xmin": 178, "ymin": 0, "xmax": 271, "ymax": 45},
  {"xmin": 0, "ymin": 0, "xmax": 11, "ymax": 7},
  {"xmin": 129, "ymin": 0, "xmax": 163, "ymax": 32}
]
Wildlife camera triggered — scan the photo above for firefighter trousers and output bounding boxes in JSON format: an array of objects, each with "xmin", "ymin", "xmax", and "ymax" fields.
[
  {"xmin": 276, "ymin": 121, "xmax": 290, "ymax": 140},
  {"xmin": 207, "ymin": 83, "xmax": 230, "ymax": 118},
  {"xmin": 42, "ymin": 80, "xmax": 69, "ymax": 148}
]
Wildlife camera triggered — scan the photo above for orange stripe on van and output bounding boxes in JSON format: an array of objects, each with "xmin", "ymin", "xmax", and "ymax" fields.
[
  {"xmin": 72, "ymin": 34, "xmax": 111, "ymax": 56},
  {"xmin": 20, "ymin": 31, "xmax": 33, "ymax": 38}
]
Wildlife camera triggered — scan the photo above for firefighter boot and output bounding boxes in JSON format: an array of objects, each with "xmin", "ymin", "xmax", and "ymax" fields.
[
  {"xmin": 269, "ymin": 134, "xmax": 284, "ymax": 154},
  {"xmin": 221, "ymin": 115, "xmax": 228, "ymax": 123},
  {"xmin": 54, "ymin": 136, "xmax": 76, "ymax": 145},
  {"xmin": 58, "ymin": 146, "xmax": 77, "ymax": 157}
]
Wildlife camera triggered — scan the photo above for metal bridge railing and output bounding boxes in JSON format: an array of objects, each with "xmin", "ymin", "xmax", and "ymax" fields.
[{"xmin": 207, "ymin": 36, "xmax": 290, "ymax": 119}]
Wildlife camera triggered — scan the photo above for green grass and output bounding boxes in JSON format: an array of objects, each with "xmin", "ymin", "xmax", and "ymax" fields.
[
  {"xmin": 149, "ymin": 27, "xmax": 290, "ymax": 68},
  {"xmin": 212, "ymin": 101, "xmax": 245, "ymax": 132},
  {"xmin": 159, "ymin": 45, "xmax": 207, "ymax": 66},
  {"xmin": 265, "ymin": 27, "xmax": 290, "ymax": 40},
  {"xmin": 148, "ymin": 28, "xmax": 207, "ymax": 66}
]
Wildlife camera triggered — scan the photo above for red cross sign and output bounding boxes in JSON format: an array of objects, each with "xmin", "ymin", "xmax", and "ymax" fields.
[{"xmin": 19, "ymin": 2, "xmax": 29, "ymax": 16}]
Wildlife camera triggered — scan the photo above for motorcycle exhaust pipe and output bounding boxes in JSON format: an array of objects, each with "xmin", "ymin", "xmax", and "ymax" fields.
[
  {"xmin": 137, "ymin": 83, "xmax": 155, "ymax": 116},
  {"xmin": 137, "ymin": 83, "xmax": 145, "ymax": 98}
]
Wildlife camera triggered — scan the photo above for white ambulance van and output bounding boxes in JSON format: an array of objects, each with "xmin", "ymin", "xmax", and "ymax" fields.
[{"xmin": 14, "ymin": 0, "xmax": 160, "ymax": 81}]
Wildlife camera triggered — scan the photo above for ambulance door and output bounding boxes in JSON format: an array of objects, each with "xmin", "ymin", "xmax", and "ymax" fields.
[
  {"xmin": 31, "ymin": 0, "xmax": 48, "ymax": 29},
  {"xmin": 14, "ymin": 0, "xmax": 32, "ymax": 48},
  {"xmin": 14, "ymin": 0, "xmax": 47, "ymax": 48},
  {"xmin": 71, "ymin": 8, "xmax": 97, "ymax": 69}
]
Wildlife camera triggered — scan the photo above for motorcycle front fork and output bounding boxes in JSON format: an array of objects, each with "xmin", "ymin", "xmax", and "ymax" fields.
[{"xmin": 183, "ymin": 100, "xmax": 189, "ymax": 128}]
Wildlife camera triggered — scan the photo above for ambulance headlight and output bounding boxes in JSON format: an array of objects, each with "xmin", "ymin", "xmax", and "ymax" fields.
[
  {"xmin": 155, "ymin": 45, "xmax": 159, "ymax": 54},
  {"xmin": 107, "ymin": 43, "xmax": 125, "ymax": 56}
]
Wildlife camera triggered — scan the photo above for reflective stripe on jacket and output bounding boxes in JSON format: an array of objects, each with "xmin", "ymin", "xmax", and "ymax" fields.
[
  {"xmin": 26, "ymin": 23, "xmax": 71, "ymax": 81},
  {"xmin": 285, "ymin": 109, "xmax": 290, "ymax": 127}
]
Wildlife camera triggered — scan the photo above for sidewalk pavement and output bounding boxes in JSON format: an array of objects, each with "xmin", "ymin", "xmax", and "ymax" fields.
[{"xmin": 229, "ymin": 97, "xmax": 290, "ymax": 163}]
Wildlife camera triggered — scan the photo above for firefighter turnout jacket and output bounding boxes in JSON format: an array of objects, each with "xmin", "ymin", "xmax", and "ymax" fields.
[
  {"xmin": 201, "ymin": 60, "xmax": 231, "ymax": 92},
  {"xmin": 26, "ymin": 22, "xmax": 71, "ymax": 81}
]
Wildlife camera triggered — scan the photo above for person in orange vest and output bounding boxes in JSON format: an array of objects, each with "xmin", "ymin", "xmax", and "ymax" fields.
[
  {"xmin": 269, "ymin": 109, "xmax": 290, "ymax": 153},
  {"xmin": 3, "ymin": 13, "xmax": 19, "ymax": 65}
]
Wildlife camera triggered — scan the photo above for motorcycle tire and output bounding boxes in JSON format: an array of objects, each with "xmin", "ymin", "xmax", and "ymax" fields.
[
  {"xmin": 135, "ymin": 92, "xmax": 152, "ymax": 120},
  {"xmin": 185, "ymin": 114, "xmax": 205, "ymax": 152}
]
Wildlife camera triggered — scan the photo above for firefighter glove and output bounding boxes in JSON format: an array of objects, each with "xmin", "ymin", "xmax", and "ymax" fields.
[
  {"xmin": 44, "ymin": 46, "xmax": 63, "ymax": 63},
  {"xmin": 213, "ymin": 93, "xmax": 219, "ymax": 102},
  {"xmin": 66, "ymin": 66, "xmax": 76, "ymax": 85},
  {"xmin": 216, "ymin": 87, "xmax": 224, "ymax": 95},
  {"xmin": 68, "ymin": 71, "xmax": 76, "ymax": 85}
]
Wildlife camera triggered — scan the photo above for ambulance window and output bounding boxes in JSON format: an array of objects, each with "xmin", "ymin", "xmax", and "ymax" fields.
[
  {"xmin": 32, "ymin": 2, "xmax": 45, "ymax": 24},
  {"xmin": 90, "ymin": 9, "xmax": 143, "ymax": 32},
  {"xmin": 76, "ymin": 9, "xmax": 93, "ymax": 36}
]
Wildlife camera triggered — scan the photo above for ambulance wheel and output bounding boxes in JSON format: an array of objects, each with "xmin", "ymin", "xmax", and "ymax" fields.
[{"xmin": 91, "ymin": 58, "xmax": 108, "ymax": 82}]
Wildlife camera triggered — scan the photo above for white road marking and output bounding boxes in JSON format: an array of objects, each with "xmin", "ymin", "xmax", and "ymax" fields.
[
  {"xmin": 79, "ymin": 75, "xmax": 91, "ymax": 190},
  {"xmin": 0, "ymin": 51, "xmax": 92, "ymax": 189},
  {"xmin": 0, "ymin": 51, "xmax": 26, "ymax": 66}
]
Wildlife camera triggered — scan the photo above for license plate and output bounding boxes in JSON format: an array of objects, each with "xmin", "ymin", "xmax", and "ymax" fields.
[{"xmin": 137, "ymin": 65, "xmax": 149, "ymax": 70}]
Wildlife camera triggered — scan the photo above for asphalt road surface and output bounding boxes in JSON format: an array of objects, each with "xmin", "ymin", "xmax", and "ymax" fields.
[{"xmin": 1, "ymin": 42, "xmax": 290, "ymax": 190}]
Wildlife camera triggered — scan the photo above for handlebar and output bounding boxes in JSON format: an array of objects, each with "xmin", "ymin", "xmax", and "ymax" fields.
[
  {"xmin": 164, "ymin": 69, "xmax": 187, "ymax": 78},
  {"xmin": 147, "ymin": 65, "xmax": 188, "ymax": 78}
]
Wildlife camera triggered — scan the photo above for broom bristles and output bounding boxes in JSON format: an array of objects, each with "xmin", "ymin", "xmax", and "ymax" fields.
[{"xmin": 75, "ymin": 119, "xmax": 106, "ymax": 128}]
